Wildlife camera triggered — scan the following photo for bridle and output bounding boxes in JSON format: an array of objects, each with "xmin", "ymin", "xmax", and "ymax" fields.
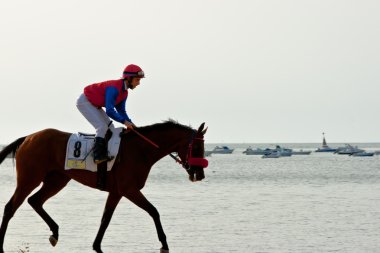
[
  {"xmin": 168, "ymin": 131, "xmax": 209, "ymax": 171},
  {"xmin": 129, "ymin": 127, "xmax": 208, "ymax": 171}
]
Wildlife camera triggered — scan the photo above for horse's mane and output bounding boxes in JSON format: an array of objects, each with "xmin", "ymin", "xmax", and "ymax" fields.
[{"xmin": 137, "ymin": 119, "xmax": 193, "ymax": 133}]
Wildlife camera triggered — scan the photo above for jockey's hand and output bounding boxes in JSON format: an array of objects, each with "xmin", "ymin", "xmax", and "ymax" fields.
[{"xmin": 124, "ymin": 121, "xmax": 134, "ymax": 130}]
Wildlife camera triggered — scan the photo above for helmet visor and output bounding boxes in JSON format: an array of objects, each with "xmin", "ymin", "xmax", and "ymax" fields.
[{"xmin": 123, "ymin": 71, "xmax": 145, "ymax": 78}]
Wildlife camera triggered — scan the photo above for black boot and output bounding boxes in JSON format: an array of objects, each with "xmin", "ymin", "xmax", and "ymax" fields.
[{"xmin": 93, "ymin": 137, "xmax": 108, "ymax": 164}]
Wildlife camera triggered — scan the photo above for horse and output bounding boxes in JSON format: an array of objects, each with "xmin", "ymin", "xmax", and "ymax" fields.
[{"xmin": 0, "ymin": 120, "xmax": 208, "ymax": 253}]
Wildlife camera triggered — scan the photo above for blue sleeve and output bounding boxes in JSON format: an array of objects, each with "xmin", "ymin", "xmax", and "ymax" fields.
[
  {"xmin": 104, "ymin": 87, "xmax": 129, "ymax": 124},
  {"xmin": 115, "ymin": 99, "xmax": 132, "ymax": 123}
]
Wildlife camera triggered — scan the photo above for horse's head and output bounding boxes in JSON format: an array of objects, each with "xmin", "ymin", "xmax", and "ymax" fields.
[
  {"xmin": 177, "ymin": 122, "xmax": 208, "ymax": 182},
  {"xmin": 131, "ymin": 120, "xmax": 208, "ymax": 182}
]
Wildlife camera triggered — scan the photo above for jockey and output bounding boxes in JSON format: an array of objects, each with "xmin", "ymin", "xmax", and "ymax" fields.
[{"xmin": 76, "ymin": 64, "xmax": 145, "ymax": 164}]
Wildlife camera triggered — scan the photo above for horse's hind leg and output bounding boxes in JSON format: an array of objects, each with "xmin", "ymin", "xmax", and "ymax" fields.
[
  {"xmin": 27, "ymin": 171, "xmax": 70, "ymax": 247},
  {"xmin": 0, "ymin": 180, "xmax": 42, "ymax": 253}
]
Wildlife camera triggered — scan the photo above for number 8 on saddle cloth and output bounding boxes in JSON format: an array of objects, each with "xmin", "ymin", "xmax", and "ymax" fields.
[{"xmin": 64, "ymin": 128, "xmax": 123, "ymax": 172}]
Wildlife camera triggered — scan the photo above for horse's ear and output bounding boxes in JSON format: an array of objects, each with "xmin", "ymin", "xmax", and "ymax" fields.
[
  {"xmin": 197, "ymin": 122, "xmax": 205, "ymax": 133},
  {"xmin": 197, "ymin": 122, "xmax": 207, "ymax": 135}
]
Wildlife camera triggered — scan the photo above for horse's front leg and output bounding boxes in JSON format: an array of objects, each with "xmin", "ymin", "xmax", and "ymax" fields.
[
  {"xmin": 93, "ymin": 193, "xmax": 121, "ymax": 253},
  {"xmin": 125, "ymin": 190, "xmax": 169, "ymax": 252}
]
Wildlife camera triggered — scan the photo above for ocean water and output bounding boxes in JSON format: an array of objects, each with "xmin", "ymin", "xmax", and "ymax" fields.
[{"xmin": 1, "ymin": 143, "xmax": 380, "ymax": 253}]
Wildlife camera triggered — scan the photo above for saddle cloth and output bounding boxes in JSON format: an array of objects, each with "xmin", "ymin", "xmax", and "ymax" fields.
[{"xmin": 64, "ymin": 127, "xmax": 123, "ymax": 172}]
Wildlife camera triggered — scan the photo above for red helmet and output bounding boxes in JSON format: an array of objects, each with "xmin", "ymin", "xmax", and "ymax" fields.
[{"xmin": 122, "ymin": 64, "xmax": 145, "ymax": 78}]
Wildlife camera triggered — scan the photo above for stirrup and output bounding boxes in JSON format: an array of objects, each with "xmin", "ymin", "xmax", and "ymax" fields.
[
  {"xmin": 94, "ymin": 155, "xmax": 114, "ymax": 164},
  {"xmin": 94, "ymin": 157, "xmax": 108, "ymax": 164}
]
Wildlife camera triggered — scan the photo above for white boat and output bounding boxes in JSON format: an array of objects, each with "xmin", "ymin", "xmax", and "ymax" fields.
[
  {"xmin": 315, "ymin": 133, "xmax": 337, "ymax": 152},
  {"xmin": 262, "ymin": 151, "xmax": 281, "ymax": 158},
  {"xmin": 243, "ymin": 147, "xmax": 272, "ymax": 155},
  {"xmin": 204, "ymin": 150, "xmax": 213, "ymax": 157},
  {"xmin": 243, "ymin": 145, "xmax": 292, "ymax": 156},
  {"xmin": 335, "ymin": 144, "xmax": 364, "ymax": 155},
  {"xmin": 211, "ymin": 146, "xmax": 234, "ymax": 154},
  {"xmin": 292, "ymin": 149, "xmax": 312, "ymax": 155},
  {"xmin": 273, "ymin": 145, "xmax": 292, "ymax": 156},
  {"xmin": 350, "ymin": 151, "xmax": 374, "ymax": 157}
]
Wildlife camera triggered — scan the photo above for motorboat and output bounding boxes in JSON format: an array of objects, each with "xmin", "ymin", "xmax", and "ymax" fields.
[
  {"xmin": 335, "ymin": 144, "xmax": 364, "ymax": 155},
  {"xmin": 315, "ymin": 146, "xmax": 337, "ymax": 152},
  {"xmin": 350, "ymin": 151, "xmax": 374, "ymax": 157},
  {"xmin": 273, "ymin": 145, "xmax": 292, "ymax": 156},
  {"xmin": 204, "ymin": 150, "xmax": 213, "ymax": 157},
  {"xmin": 243, "ymin": 147, "xmax": 272, "ymax": 155},
  {"xmin": 292, "ymin": 149, "xmax": 312, "ymax": 155},
  {"xmin": 211, "ymin": 146, "xmax": 234, "ymax": 154},
  {"xmin": 243, "ymin": 145, "xmax": 292, "ymax": 156},
  {"xmin": 262, "ymin": 151, "xmax": 281, "ymax": 158},
  {"xmin": 315, "ymin": 133, "xmax": 337, "ymax": 152}
]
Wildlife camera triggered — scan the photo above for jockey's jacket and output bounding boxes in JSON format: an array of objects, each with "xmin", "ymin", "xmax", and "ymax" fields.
[{"xmin": 84, "ymin": 79, "xmax": 132, "ymax": 124}]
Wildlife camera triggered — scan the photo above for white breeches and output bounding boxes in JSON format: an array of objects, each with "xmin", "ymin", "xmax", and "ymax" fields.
[{"xmin": 76, "ymin": 93, "xmax": 115, "ymax": 138}]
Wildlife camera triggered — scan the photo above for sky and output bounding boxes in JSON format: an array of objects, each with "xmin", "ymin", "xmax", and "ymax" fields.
[{"xmin": 0, "ymin": 0, "xmax": 379, "ymax": 144}]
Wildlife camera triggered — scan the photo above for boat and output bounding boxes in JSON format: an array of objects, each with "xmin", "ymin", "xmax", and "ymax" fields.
[
  {"xmin": 273, "ymin": 145, "xmax": 292, "ymax": 156},
  {"xmin": 243, "ymin": 147, "xmax": 272, "ymax": 155},
  {"xmin": 350, "ymin": 151, "xmax": 374, "ymax": 157},
  {"xmin": 204, "ymin": 150, "xmax": 213, "ymax": 157},
  {"xmin": 292, "ymin": 149, "xmax": 312, "ymax": 155},
  {"xmin": 315, "ymin": 133, "xmax": 337, "ymax": 152},
  {"xmin": 243, "ymin": 145, "xmax": 292, "ymax": 156},
  {"xmin": 210, "ymin": 146, "xmax": 234, "ymax": 154},
  {"xmin": 262, "ymin": 151, "xmax": 281, "ymax": 158},
  {"xmin": 335, "ymin": 144, "xmax": 364, "ymax": 155}
]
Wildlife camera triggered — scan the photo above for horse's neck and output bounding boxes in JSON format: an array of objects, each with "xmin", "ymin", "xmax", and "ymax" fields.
[
  {"xmin": 145, "ymin": 127, "xmax": 191, "ymax": 163},
  {"xmin": 157, "ymin": 128, "xmax": 190, "ymax": 153}
]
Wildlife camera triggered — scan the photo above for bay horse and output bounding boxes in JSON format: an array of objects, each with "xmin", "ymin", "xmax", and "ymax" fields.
[{"xmin": 0, "ymin": 120, "xmax": 208, "ymax": 253}]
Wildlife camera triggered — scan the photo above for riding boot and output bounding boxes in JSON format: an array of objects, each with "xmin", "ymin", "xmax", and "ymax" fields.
[{"xmin": 93, "ymin": 137, "xmax": 108, "ymax": 164}]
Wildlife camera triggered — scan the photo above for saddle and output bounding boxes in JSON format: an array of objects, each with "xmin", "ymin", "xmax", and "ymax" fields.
[{"xmin": 64, "ymin": 127, "xmax": 124, "ymax": 190}]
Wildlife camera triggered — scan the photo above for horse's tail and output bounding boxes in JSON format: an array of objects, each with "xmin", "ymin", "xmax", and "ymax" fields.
[{"xmin": 0, "ymin": 137, "xmax": 27, "ymax": 164}]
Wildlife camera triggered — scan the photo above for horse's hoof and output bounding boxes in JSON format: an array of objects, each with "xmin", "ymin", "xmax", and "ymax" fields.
[
  {"xmin": 93, "ymin": 245, "xmax": 103, "ymax": 253},
  {"xmin": 49, "ymin": 235, "xmax": 58, "ymax": 247},
  {"xmin": 160, "ymin": 248, "xmax": 169, "ymax": 253}
]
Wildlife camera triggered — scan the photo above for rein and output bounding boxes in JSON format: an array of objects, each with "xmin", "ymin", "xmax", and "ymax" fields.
[{"xmin": 130, "ymin": 128, "xmax": 159, "ymax": 148}]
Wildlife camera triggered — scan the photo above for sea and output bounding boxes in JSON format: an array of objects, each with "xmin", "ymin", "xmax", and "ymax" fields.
[{"xmin": 1, "ymin": 143, "xmax": 380, "ymax": 253}]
